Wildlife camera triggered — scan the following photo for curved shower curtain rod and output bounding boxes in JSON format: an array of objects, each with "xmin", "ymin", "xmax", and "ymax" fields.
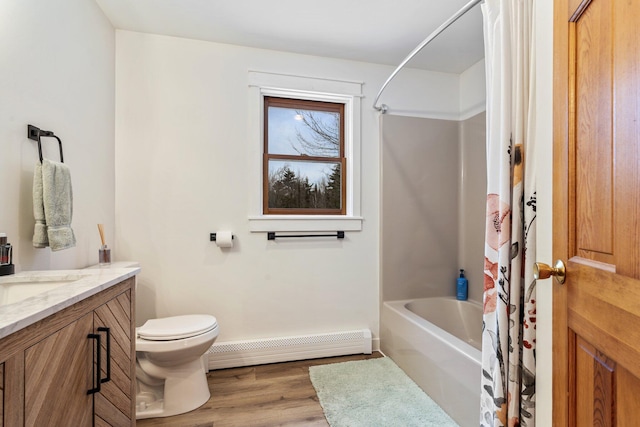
[{"xmin": 372, "ymin": 0, "xmax": 484, "ymax": 114}]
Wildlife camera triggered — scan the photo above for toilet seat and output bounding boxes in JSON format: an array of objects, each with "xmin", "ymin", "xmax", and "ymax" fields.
[{"xmin": 138, "ymin": 314, "xmax": 218, "ymax": 341}]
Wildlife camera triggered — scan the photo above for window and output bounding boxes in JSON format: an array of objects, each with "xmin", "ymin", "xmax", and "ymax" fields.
[
  {"xmin": 247, "ymin": 71, "xmax": 363, "ymax": 232},
  {"xmin": 263, "ymin": 97, "xmax": 345, "ymax": 215}
]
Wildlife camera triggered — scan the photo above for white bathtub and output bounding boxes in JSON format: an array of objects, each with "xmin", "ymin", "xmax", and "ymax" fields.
[{"xmin": 380, "ymin": 297, "xmax": 482, "ymax": 427}]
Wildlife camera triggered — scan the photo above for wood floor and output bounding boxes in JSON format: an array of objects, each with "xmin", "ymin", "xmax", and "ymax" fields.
[{"xmin": 137, "ymin": 352, "xmax": 383, "ymax": 427}]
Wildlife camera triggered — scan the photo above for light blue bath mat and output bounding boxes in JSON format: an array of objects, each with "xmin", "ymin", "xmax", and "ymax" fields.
[{"xmin": 309, "ymin": 357, "xmax": 459, "ymax": 427}]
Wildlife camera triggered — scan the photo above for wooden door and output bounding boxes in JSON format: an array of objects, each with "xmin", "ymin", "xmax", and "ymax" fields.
[
  {"xmin": 93, "ymin": 290, "xmax": 135, "ymax": 426},
  {"xmin": 553, "ymin": 0, "xmax": 640, "ymax": 425},
  {"xmin": 24, "ymin": 313, "xmax": 94, "ymax": 426}
]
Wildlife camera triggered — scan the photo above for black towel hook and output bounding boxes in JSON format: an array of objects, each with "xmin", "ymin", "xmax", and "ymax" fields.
[{"xmin": 27, "ymin": 124, "xmax": 64, "ymax": 163}]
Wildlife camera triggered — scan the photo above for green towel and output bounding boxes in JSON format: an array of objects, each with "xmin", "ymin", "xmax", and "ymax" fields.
[
  {"xmin": 32, "ymin": 162, "xmax": 48, "ymax": 248},
  {"xmin": 33, "ymin": 159, "xmax": 76, "ymax": 251}
]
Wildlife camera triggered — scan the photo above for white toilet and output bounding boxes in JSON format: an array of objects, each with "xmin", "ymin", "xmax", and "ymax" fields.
[{"xmin": 135, "ymin": 314, "xmax": 219, "ymax": 419}]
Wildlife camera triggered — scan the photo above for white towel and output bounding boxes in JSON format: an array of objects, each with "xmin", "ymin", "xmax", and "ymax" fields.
[
  {"xmin": 32, "ymin": 162, "xmax": 48, "ymax": 247},
  {"xmin": 32, "ymin": 159, "xmax": 76, "ymax": 251}
]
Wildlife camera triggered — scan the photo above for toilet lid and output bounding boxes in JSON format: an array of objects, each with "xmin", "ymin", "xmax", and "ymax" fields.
[{"xmin": 137, "ymin": 314, "xmax": 218, "ymax": 341}]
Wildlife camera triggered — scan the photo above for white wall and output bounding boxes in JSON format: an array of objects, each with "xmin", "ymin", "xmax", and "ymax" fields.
[
  {"xmin": 372, "ymin": 67, "xmax": 461, "ymax": 119},
  {"xmin": 460, "ymin": 59, "xmax": 487, "ymax": 120},
  {"xmin": 114, "ymin": 31, "xmax": 463, "ymax": 344},
  {"xmin": 0, "ymin": 0, "xmax": 115, "ymax": 271},
  {"xmin": 535, "ymin": 0, "xmax": 554, "ymax": 425}
]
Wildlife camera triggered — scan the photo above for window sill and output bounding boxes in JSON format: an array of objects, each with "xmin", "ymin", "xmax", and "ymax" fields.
[{"xmin": 248, "ymin": 215, "xmax": 363, "ymax": 232}]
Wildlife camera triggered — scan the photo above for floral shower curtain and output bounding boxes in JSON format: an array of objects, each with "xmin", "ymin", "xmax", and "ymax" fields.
[{"xmin": 480, "ymin": 0, "xmax": 537, "ymax": 426}]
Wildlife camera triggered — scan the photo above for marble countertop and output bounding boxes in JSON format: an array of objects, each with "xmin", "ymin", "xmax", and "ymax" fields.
[{"xmin": 0, "ymin": 262, "xmax": 140, "ymax": 339}]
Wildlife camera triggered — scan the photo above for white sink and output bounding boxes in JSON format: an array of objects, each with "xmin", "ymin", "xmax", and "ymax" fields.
[
  {"xmin": 0, "ymin": 274, "xmax": 88, "ymax": 306},
  {"xmin": 0, "ymin": 266, "xmax": 140, "ymax": 340}
]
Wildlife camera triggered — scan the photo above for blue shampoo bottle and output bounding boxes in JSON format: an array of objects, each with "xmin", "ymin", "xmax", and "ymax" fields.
[{"xmin": 456, "ymin": 269, "xmax": 468, "ymax": 301}]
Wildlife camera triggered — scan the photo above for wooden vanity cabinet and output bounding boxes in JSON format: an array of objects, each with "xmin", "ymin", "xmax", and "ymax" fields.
[
  {"xmin": 0, "ymin": 277, "xmax": 136, "ymax": 426},
  {"xmin": 25, "ymin": 312, "xmax": 94, "ymax": 425},
  {"xmin": 0, "ymin": 363, "xmax": 3, "ymax": 426},
  {"xmin": 93, "ymin": 291, "xmax": 135, "ymax": 426}
]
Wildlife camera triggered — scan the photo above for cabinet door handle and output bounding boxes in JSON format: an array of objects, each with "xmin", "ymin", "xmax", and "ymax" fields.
[
  {"xmin": 87, "ymin": 333, "xmax": 101, "ymax": 395},
  {"xmin": 97, "ymin": 327, "xmax": 111, "ymax": 384}
]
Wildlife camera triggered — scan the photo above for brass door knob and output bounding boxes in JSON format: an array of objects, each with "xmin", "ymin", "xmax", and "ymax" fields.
[{"xmin": 533, "ymin": 260, "xmax": 566, "ymax": 284}]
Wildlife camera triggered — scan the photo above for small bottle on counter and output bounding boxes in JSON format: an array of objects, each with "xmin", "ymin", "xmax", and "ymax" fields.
[
  {"xmin": 0, "ymin": 233, "xmax": 7, "ymax": 265},
  {"xmin": 0, "ymin": 233, "xmax": 15, "ymax": 276}
]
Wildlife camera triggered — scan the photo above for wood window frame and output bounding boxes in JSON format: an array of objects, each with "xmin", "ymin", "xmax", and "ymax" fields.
[{"xmin": 263, "ymin": 96, "xmax": 346, "ymax": 215}]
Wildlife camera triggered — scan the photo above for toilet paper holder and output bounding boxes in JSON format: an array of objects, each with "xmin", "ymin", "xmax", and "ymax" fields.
[{"xmin": 209, "ymin": 233, "xmax": 234, "ymax": 242}]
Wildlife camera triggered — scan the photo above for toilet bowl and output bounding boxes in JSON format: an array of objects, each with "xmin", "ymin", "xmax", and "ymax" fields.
[{"xmin": 135, "ymin": 314, "xmax": 219, "ymax": 419}]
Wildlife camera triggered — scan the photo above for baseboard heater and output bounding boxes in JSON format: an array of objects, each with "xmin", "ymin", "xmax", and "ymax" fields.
[{"xmin": 206, "ymin": 329, "xmax": 372, "ymax": 370}]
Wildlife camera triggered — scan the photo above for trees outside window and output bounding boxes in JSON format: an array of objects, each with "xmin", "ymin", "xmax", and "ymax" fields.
[{"xmin": 263, "ymin": 97, "xmax": 345, "ymax": 215}]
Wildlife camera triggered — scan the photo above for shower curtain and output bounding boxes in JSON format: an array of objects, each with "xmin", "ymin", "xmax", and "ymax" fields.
[{"xmin": 480, "ymin": 0, "xmax": 537, "ymax": 426}]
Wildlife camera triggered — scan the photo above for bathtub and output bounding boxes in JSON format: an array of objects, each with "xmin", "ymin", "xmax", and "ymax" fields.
[{"xmin": 380, "ymin": 297, "xmax": 482, "ymax": 427}]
